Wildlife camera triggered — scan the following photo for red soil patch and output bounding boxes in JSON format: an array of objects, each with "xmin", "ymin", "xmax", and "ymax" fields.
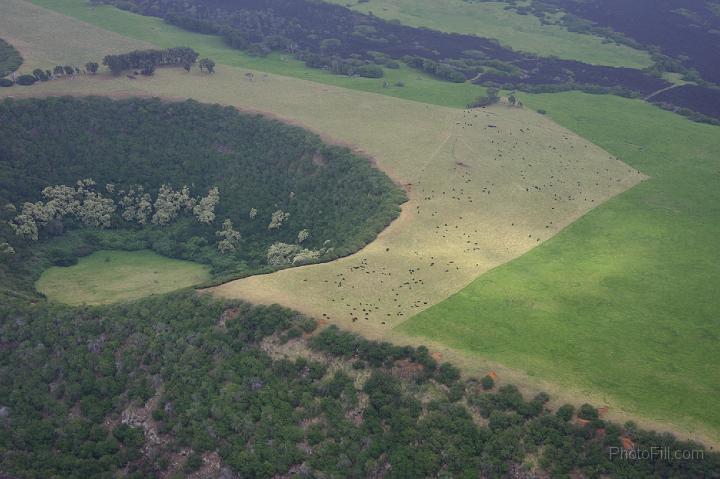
[
  {"xmin": 621, "ymin": 436, "xmax": 635, "ymax": 450},
  {"xmin": 576, "ymin": 418, "xmax": 591, "ymax": 427}
]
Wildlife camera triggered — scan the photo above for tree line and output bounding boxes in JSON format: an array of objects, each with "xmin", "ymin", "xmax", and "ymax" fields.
[
  {"xmin": 102, "ymin": 46, "xmax": 201, "ymax": 75},
  {"xmin": 0, "ymin": 46, "xmax": 215, "ymax": 89}
]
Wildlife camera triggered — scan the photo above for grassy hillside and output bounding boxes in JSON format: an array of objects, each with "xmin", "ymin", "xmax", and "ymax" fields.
[
  {"xmin": 0, "ymin": 0, "xmax": 149, "ymax": 71},
  {"xmin": 400, "ymin": 92, "xmax": 720, "ymax": 438},
  {"xmin": 326, "ymin": 0, "xmax": 652, "ymax": 68},
  {"xmin": 36, "ymin": 250, "xmax": 210, "ymax": 305},
  {"xmin": 0, "ymin": 65, "xmax": 639, "ymax": 342},
  {"xmin": 7, "ymin": 0, "xmax": 720, "ymax": 443}
]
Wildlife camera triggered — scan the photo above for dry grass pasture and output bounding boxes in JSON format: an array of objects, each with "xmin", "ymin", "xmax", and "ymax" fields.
[
  {"xmin": 1, "ymin": 64, "xmax": 643, "ymax": 338},
  {"xmin": 0, "ymin": 0, "xmax": 644, "ymax": 335},
  {"xmin": 0, "ymin": 0, "xmax": 150, "ymax": 71}
]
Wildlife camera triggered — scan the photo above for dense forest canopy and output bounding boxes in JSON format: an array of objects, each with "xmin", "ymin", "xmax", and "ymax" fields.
[
  {"xmin": 95, "ymin": 0, "xmax": 667, "ymax": 93},
  {"xmin": 91, "ymin": 0, "xmax": 720, "ymax": 123},
  {"xmin": 0, "ymin": 38, "xmax": 22, "ymax": 78},
  {"xmin": 1, "ymin": 289, "xmax": 718, "ymax": 478},
  {"xmin": 499, "ymin": 0, "xmax": 720, "ymax": 84},
  {"xmin": 0, "ymin": 97, "xmax": 404, "ymax": 288}
]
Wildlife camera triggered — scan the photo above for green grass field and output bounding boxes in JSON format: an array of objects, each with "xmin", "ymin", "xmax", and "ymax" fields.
[
  {"xmin": 400, "ymin": 92, "xmax": 720, "ymax": 439},
  {"xmin": 327, "ymin": 0, "xmax": 652, "ymax": 68},
  {"xmin": 36, "ymin": 250, "xmax": 210, "ymax": 305}
]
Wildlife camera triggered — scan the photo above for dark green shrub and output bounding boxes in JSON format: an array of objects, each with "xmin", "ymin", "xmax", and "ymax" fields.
[
  {"xmin": 356, "ymin": 64, "xmax": 384, "ymax": 78},
  {"xmin": 556, "ymin": 404, "xmax": 574, "ymax": 421},
  {"xmin": 578, "ymin": 403, "xmax": 599, "ymax": 421},
  {"xmin": 15, "ymin": 74, "xmax": 36, "ymax": 86},
  {"xmin": 481, "ymin": 374, "xmax": 495, "ymax": 390},
  {"xmin": 436, "ymin": 362, "xmax": 461, "ymax": 385}
]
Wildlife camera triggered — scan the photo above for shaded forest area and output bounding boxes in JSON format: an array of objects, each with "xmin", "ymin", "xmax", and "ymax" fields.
[
  {"xmin": 96, "ymin": 0, "xmax": 667, "ymax": 94},
  {"xmin": 0, "ymin": 97, "xmax": 404, "ymax": 283},
  {"xmin": 1, "ymin": 289, "xmax": 719, "ymax": 478},
  {"xmin": 93, "ymin": 0, "xmax": 720, "ymax": 123},
  {"xmin": 0, "ymin": 38, "xmax": 22, "ymax": 78},
  {"xmin": 650, "ymin": 84, "xmax": 720, "ymax": 123},
  {"xmin": 501, "ymin": 0, "xmax": 720, "ymax": 84},
  {"xmin": 495, "ymin": 0, "xmax": 720, "ymax": 122}
]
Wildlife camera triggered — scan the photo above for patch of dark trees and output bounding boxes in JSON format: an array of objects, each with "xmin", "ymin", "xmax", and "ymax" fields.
[
  {"xmin": 650, "ymin": 84, "xmax": 720, "ymax": 126},
  {"xmin": 473, "ymin": 58, "xmax": 668, "ymax": 98},
  {"xmin": 2, "ymin": 287, "xmax": 719, "ymax": 478},
  {"xmin": 92, "ymin": 0, "xmax": 720, "ymax": 123},
  {"xmin": 102, "ymin": 46, "xmax": 199, "ymax": 75},
  {"xmin": 0, "ymin": 64, "xmax": 100, "ymax": 89},
  {"xmin": 95, "ymin": 0, "xmax": 669, "ymax": 93},
  {"xmin": 500, "ymin": 0, "xmax": 720, "ymax": 85},
  {"xmin": 0, "ymin": 97, "xmax": 405, "ymax": 279}
]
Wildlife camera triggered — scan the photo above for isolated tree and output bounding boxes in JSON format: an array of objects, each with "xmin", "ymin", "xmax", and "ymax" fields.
[
  {"xmin": 85, "ymin": 62, "xmax": 99, "ymax": 74},
  {"xmin": 556, "ymin": 404, "xmax": 574, "ymax": 422},
  {"xmin": 32, "ymin": 69, "xmax": 48, "ymax": 81},
  {"xmin": 508, "ymin": 94, "xmax": 517, "ymax": 106},
  {"xmin": 268, "ymin": 209, "xmax": 290, "ymax": 229},
  {"xmin": 481, "ymin": 375, "xmax": 495, "ymax": 390},
  {"xmin": 578, "ymin": 403, "xmax": 599, "ymax": 421},
  {"xmin": 216, "ymin": 219, "xmax": 241, "ymax": 254},
  {"xmin": 63, "ymin": 65, "xmax": 75, "ymax": 76},
  {"xmin": 199, "ymin": 58, "xmax": 216, "ymax": 73}
]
